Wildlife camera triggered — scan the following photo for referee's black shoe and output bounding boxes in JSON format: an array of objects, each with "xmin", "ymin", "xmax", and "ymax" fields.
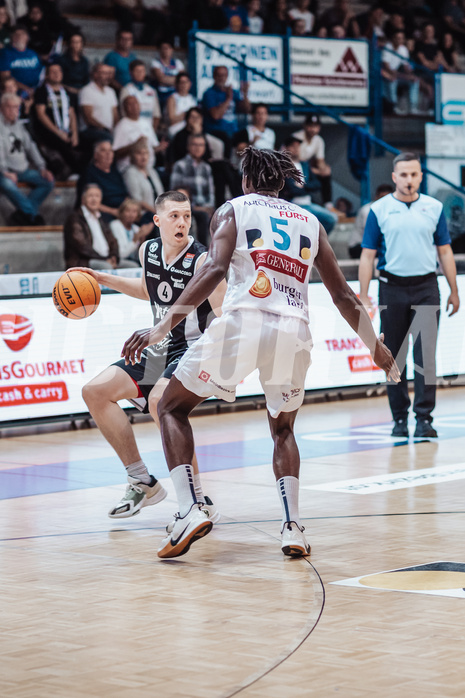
[
  {"xmin": 391, "ymin": 419, "xmax": 409, "ymax": 437},
  {"xmin": 414, "ymin": 420, "xmax": 438, "ymax": 438}
]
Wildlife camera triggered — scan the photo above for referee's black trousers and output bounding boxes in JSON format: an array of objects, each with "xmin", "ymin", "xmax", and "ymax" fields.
[{"xmin": 379, "ymin": 273, "xmax": 440, "ymax": 423}]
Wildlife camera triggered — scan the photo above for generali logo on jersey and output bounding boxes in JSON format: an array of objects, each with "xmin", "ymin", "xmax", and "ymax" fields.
[{"xmin": 0, "ymin": 314, "xmax": 34, "ymax": 352}]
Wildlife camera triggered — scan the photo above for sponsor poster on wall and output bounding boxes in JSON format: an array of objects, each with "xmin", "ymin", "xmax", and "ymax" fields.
[
  {"xmin": 289, "ymin": 37, "xmax": 369, "ymax": 107},
  {"xmin": 194, "ymin": 30, "xmax": 284, "ymax": 104},
  {"xmin": 1, "ymin": 277, "xmax": 465, "ymax": 424},
  {"xmin": 436, "ymin": 73, "xmax": 465, "ymax": 125}
]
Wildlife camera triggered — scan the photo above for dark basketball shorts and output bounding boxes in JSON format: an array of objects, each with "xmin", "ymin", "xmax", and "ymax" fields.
[{"xmin": 113, "ymin": 345, "xmax": 186, "ymax": 413}]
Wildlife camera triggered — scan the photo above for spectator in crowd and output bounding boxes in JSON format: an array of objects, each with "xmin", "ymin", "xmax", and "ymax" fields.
[
  {"xmin": 0, "ymin": 6, "xmax": 11, "ymax": 49},
  {"xmin": 247, "ymin": 0, "xmax": 263, "ymax": 34},
  {"xmin": 119, "ymin": 59, "xmax": 161, "ymax": 131},
  {"xmin": 17, "ymin": 3, "xmax": 53, "ymax": 59},
  {"xmin": 170, "ymin": 104, "xmax": 239, "ymax": 207},
  {"xmin": 58, "ymin": 33, "xmax": 90, "ymax": 95},
  {"xmin": 442, "ymin": 0, "xmax": 465, "ymax": 48},
  {"xmin": 292, "ymin": 114, "xmax": 332, "ymax": 205},
  {"xmin": 348, "ymin": 183, "xmax": 393, "ymax": 259},
  {"xmin": 193, "ymin": 0, "xmax": 228, "ymax": 30},
  {"xmin": 109, "ymin": 198, "xmax": 153, "ymax": 265},
  {"xmin": 79, "ymin": 63, "xmax": 119, "ymax": 151},
  {"xmin": 222, "ymin": 0, "xmax": 249, "ymax": 29},
  {"xmin": 334, "ymin": 196, "xmax": 355, "ymax": 217},
  {"xmin": 281, "ymin": 135, "xmax": 338, "ymax": 234},
  {"xmin": 415, "ymin": 22, "xmax": 448, "ymax": 74},
  {"xmin": 330, "ymin": 24, "xmax": 346, "ymax": 38},
  {"xmin": 383, "ymin": 12, "xmax": 407, "ymax": 43},
  {"xmin": 170, "ymin": 133, "xmax": 215, "ymax": 245},
  {"xmin": 288, "ymin": 0, "xmax": 315, "ymax": 35},
  {"xmin": 355, "ymin": 3, "xmax": 385, "ymax": 42},
  {"xmin": 170, "ymin": 106, "xmax": 221, "ymax": 163},
  {"xmin": 382, "ymin": 31, "xmax": 420, "ymax": 114},
  {"xmin": 414, "ymin": 23, "xmax": 447, "ymax": 109},
  {"xmin": 0, "ymin": 92, "xmax": 54, "ymax": 225},
  {"xmin": 151, "ymin": 41, "xmax": 185, "ymax": 110},
  {"xmin": 291, "ymin": 17, "xmax": 310, "ymax": 35},
  {"xmin": 112, "ymin": 95, "xmax": 163, "ymax": 173},
  {"xmin": 2, "ymin": 0, "xmax": 26, "ymax": 24},
  {"xmin": 246, "ymin": 103, "xmax": 276, "ymax": 150},
  {"xmin": 318, "ymin": 0, "xmax": 359, "ymax": 37},
  {"xmin": 202, "ymin": 64, "xmax": 250, "ymax": 157},
  {"xmin": 34, "ymin": 63, "xmax": 82, "ymax": 179},
  {"xmin": 265, "ymin": 0, "xmax": 289, "ymax": 34},
  {"xmin": 104, "ymin": 30, "xmax": 138, "ymax": 92},
  {"xmin": 123, "ymin": 140, "xmax": 164, "ymax": 220},
  {"xmin": 165, "ymin": 71, "xmax": 197, "ymax": 137},
  {"xmin": 1, "ymin": 74, "xmax": 32, "ymax": 121},
  {"xmin": 0, "ymin": 25, "xmax": 42, "ymax": 96},
  {"xmin": 64, "ymin": 183, "xmax": 124, "ymax": 269},
  {"xmin": 439, "ymin": 32, "xmax": 461, "ymax": 72},
  {"xmin": 80, "ymin": 140, "xmax": 129, "ymax": 219},
  {"xmin": 227, "ymin": 13, "xmax": 244, "ymax": 32},
  {"xmin": 141, "ymin": 0, "xmax": 172, "ymax": 46},
  {"xmin": 35, "ymin": 0, "xmax": 78, "ymax": 41}
]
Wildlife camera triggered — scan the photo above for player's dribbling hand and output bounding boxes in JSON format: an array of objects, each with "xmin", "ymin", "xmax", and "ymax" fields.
[
  {"xmin": 67, "ymin": 266, "xmax": 102, "ymax": 284},
  {"xmin": 373, "ymin": 333, "xmax": 401, "ymax": 383},
  {"xmin": 122, "ymin": 327, "xmax": 163, "ymax": 365}
]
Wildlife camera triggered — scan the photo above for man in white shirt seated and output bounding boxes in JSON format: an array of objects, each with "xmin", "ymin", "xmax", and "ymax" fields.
[
  {"xmin": 292, "ymin": 114, "xmax": 332, "ymax": 205},
  {"xmin": 79, "ymin": 63, "xmax": 119, "ymax": 152},
  {"xmin": 119, "ymin": 59, "xmax": 161, "ymax": 131},
  {"xmin": 246, "ymin": 103, "xmax": 276, "ymax": 150},
  {"xmin": 64, "ymin": 183, "xmax": 139, "ymax": 269},
  {"xmin": 381, "ymin": 31, "xmax": 420, "ymax": 114},
  {"xmin": 112, "ymin": 95, "xmax": 167, "ymax": 173}
]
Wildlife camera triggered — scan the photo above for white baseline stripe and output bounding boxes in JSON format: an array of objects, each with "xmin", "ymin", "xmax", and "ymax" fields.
[{"xmin": 301, "ymin": 463, "xmax": 465, "ymax": 494}]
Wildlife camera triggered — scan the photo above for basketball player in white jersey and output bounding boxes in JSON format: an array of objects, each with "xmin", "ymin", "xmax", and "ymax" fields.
[
  {"xmin": 122, "ymin": 147, "xmax": 400, "ymax": 559},
  {"xmin": 70, "ymin": 191, "xmax": 226, "ymax": 522}
]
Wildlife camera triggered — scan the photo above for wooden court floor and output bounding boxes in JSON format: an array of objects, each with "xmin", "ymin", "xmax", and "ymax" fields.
[{"xmin": 1, "ymin": 387, "xmax": 465, "ymax": 698}]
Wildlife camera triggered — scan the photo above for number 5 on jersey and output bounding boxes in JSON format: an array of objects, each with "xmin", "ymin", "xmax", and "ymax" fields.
[{"xmin": 246, "ymin": 216, "xmax": 312, "ymax": 260}]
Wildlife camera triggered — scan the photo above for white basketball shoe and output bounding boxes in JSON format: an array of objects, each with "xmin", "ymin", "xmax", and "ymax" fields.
[
  {"xmin": 108, "ymin": 475, "xmax": 167, "ymax": 519},
  {"xmin": 158, "ymin": 504, "xmax": 213, "ymax": 558},
  {"xmin": 281, "ymin": 521, "xmax": 311, "ymax": 557}
]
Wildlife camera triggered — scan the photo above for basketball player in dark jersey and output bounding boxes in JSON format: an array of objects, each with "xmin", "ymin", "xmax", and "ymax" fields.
[{"xmin": 70, "ymin": 191, "xmax": 226, "ymax": 521}]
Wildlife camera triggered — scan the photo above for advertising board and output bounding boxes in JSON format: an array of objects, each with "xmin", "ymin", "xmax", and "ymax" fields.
[{"xmin": 2, "ymin": 277, "xmax": 464, "ymax": 424}]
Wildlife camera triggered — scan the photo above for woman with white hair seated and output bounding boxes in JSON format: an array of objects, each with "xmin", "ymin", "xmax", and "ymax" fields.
[{"xmin": 122, "ymin": 139, "xmax": 164, "ymax": 223}]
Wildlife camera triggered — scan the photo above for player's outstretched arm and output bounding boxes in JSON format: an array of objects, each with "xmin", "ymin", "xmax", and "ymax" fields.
[
  {"xmin": 313, "ymin": 224, "xmax": 400, "ymax": 383},
  {"xmin": 122, "ymin": 203, "xmax": 237, "ymax": 365},
  {"xmin": 66, "ymin": 243, "xmax": 150, "ymax": 301}
]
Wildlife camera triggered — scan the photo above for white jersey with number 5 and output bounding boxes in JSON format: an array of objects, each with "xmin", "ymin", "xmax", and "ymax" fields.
[{"xmin": 222, "ymin": 193, "xmax": 320, "ymax": 322}]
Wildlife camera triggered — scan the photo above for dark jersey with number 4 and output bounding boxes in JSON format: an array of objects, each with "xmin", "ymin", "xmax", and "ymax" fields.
[{"xmin": 144, "ymin": 236, "xmax": 213, "ymax": 357}]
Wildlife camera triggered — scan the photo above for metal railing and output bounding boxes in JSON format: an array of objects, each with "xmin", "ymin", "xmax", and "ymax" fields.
[{"xmin": 189, "ymin": 29, "xmax": 465, "ymax": 204}]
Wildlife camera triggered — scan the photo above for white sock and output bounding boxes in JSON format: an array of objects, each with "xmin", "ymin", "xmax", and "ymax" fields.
[
  {"xmin": 276, "ymin": 476, "xmax": 301, "ymax": 529},
  {"xmin": 171, "ymin": 464, "xmax": 198, "ymax": 517},
  {"xmin": 193, "ymin": 472, "xmax": 206, "ymax": 504},
  {"xmin": 125, "ymin": 459, "xmax": 151, "ymax": 484}
]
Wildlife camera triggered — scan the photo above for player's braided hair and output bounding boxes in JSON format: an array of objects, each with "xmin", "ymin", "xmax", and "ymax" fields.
[{"xmin": 241, "ymin": 146, "xmax": 305, "ymax": 193}]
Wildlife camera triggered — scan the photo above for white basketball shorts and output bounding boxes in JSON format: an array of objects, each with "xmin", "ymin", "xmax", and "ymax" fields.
[{"xmin": 174, "ymin": 309, "xmax": 312, "ymax": 417}]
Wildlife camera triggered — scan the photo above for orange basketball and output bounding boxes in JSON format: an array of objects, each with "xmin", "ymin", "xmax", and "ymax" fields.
[{"xmin": 52, "ymin": 270, "xmax": 101, "ymax": 320}]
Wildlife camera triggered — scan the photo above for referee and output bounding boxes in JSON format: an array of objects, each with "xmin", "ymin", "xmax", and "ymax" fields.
[{"xmin": 359, "ymin": 152, "xmax": 460, "ymax": 438}]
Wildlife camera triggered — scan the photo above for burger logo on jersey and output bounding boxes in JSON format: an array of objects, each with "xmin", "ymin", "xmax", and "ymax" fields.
[
  {"xmin": 249, "ymin": 270, "xmax": 272, "ymax": 298},
  {"xmin": 0, "ymin": 314, "xmax": 34, "ymax": 352}
]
